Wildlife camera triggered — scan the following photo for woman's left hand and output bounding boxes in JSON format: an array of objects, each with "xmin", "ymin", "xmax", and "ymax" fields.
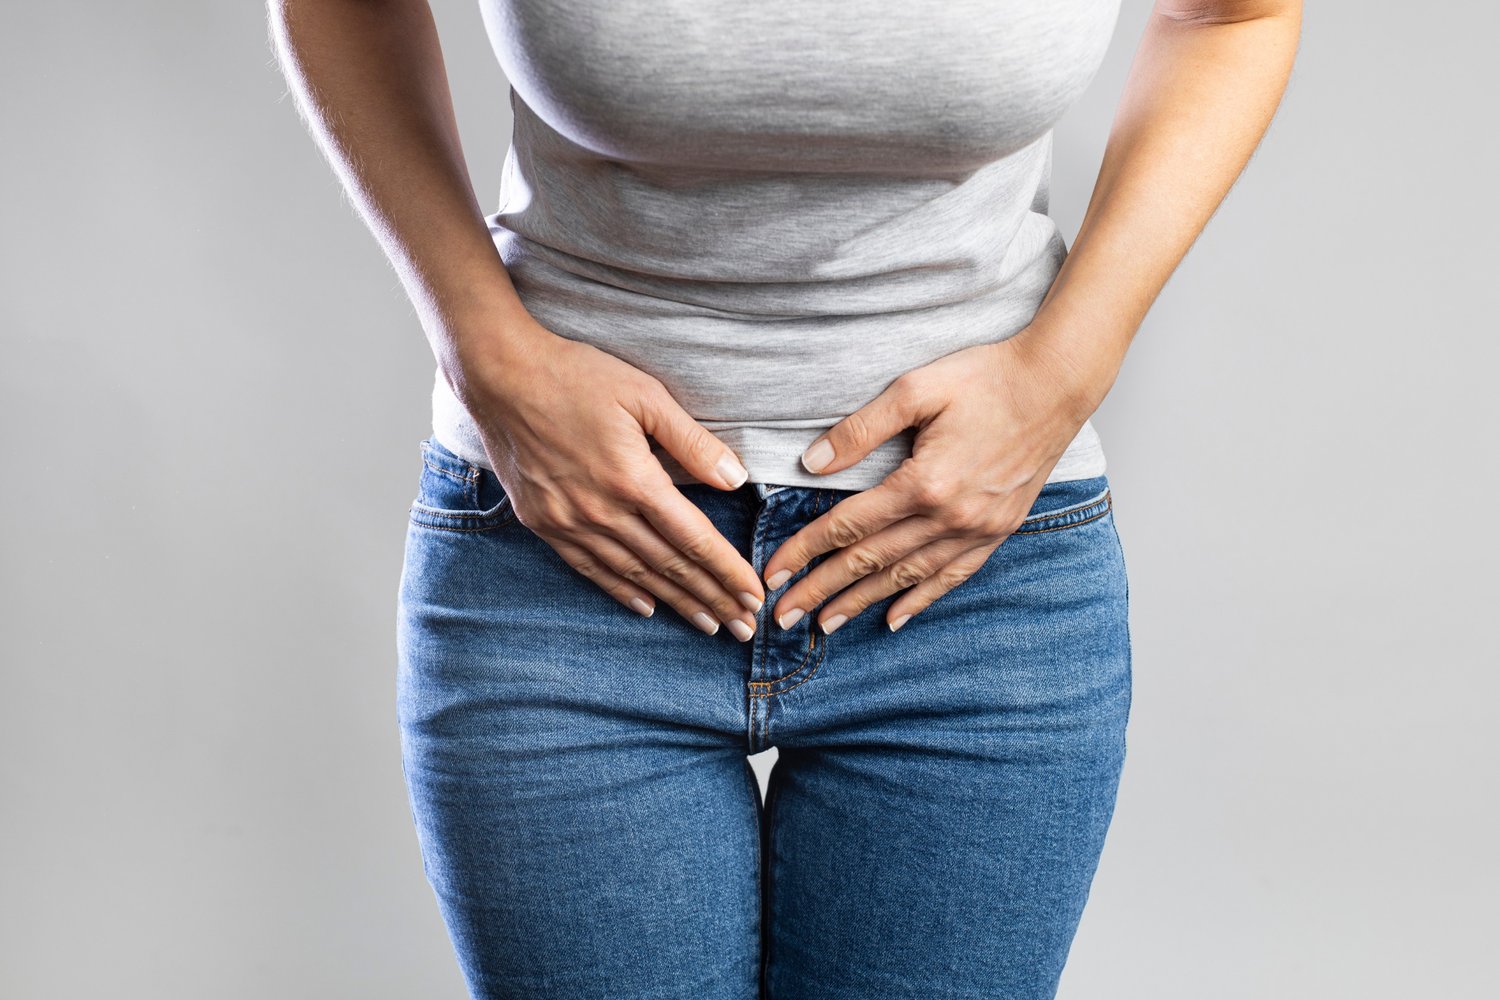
[{"xmin": 763, "ymin": 327, "xmax": 1102, "ymax": 634}]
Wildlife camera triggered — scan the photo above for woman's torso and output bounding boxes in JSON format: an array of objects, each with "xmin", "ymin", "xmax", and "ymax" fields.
[{"xmin": 431, "ymin": 0, "xmax": 1124, "ymax": 489}]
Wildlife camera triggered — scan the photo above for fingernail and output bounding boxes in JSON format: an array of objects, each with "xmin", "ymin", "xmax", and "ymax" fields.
[
  {"xmin": 716, "ymin": 453, "xmax": 749, "ymax": 489},
  {"xmin": 629, "ymin": 597, "xmax": 654, "ymax": 617},
  {"xmin": 889, "ymin": 613, "xmax": 912, "ymax": 632},
  {"xmin": 777, "ymin": 607, "xmax": 805, "ymax": 630},
  {"xmin": 692, "ymin": 611, "xmax": 720, "ymax": 635},
  {"xmin": 738, "ymin": 591, "xmax": 764, "ymax": 613},
  {"xmin": 765, "ymin": 568, "xmax": 792, "ymax": 590},
  {"xmin": 820, "ymin": 613, "xmax": 848, "ymax": 635},
  {"xmin": 801, "ymin": 438, "xmax": 834, "ymax": 473},
  {"xmin": 727, "ymin": 619, "xmax": 754, "ymax": 642}
]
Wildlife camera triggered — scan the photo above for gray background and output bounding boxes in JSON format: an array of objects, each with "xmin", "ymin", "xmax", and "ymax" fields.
[{"xmin": 3, "ymin": 2, "xmax": 1495, "ymax": 996}]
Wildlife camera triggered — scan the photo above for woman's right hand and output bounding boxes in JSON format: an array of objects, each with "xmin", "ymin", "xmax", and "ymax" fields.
[
  {"xmin": 266, "ymin": 0, "xmax": 761, "ymax": 639},
  {"xmin": 447, "ymin": 314, "xmax": 765, "ymax": 641}
]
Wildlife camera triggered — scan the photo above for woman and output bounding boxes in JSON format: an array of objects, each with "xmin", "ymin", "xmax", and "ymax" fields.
[{"xmin": 270, "ymin": 0, "xmax": 1299, "ymax": 995}]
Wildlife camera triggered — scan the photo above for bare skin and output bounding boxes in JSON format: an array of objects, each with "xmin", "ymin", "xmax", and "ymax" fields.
[
  {"xmin": 764, "ymin": 0, "xmax": 1304, "ymax": 634},
  {"xmin": 267, "ymin": 0, "xmax": 765, "ymax": 638},
  {"xmin": 267, "ymin": 0, "xmax": 1301, "ymax": 640}
]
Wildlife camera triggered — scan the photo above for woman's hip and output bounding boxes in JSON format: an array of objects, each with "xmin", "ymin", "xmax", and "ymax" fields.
[{"xmin": 395, "ymin": 436, "xmax": 1131, "ymax": 762}]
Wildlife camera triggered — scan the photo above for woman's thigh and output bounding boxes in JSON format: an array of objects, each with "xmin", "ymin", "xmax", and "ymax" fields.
[
  {"xmin": 759, "ymin": 476, "xmax": 1133, "ymax": 999},
  {"xmin": 395, "ymin": 437, "xmax": 762, "ymax": 999}
]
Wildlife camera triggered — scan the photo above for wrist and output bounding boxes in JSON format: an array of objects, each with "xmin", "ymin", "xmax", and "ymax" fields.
[
  {"xmin": 438, "ymin": 302, "xmax": 555, "ymax": 409},
  {"xmin": 1008, "ymin": 321, "xmax": 1122, "ymax": 426}
]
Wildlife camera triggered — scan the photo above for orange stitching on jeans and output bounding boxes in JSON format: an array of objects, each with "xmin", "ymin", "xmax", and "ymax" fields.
[
  {"xmin": 755, "ymin": 630, "xmax": 827, "ymax": 700},
  {"xmin": 1019, "ymin": 488, "xmax": 1110, "ymax": 525},
  {"xmin": 1012, "ymin": 494, "xmax": 1112, "ymax": 535},
  {"xmin": 753, "ymin": 622, "xmax": 817, "ymax": 688},
  {"xmin": 762, "ymin": 679, "xmax": 770, "ymax": 744}
]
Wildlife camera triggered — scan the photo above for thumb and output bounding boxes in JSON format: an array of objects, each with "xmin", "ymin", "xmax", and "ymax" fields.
[
  {"xmin": 636, "ymin": 387, "xmax": 749, "ymax": 490},
  {"xmin": 800, "ymin": 378, "xmax": 919, "ymax": 475}
]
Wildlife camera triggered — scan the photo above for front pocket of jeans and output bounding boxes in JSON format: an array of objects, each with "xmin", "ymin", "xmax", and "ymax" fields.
[
  {"xmin": 408, "ymin": 440, "xmax": 517, "ymax": 533},
  {"xmin": 1012, "ymin": 484, "xmax": 1112, "ymax": 535}
]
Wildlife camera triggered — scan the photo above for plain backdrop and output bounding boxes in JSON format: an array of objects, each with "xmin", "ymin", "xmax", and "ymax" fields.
[{"xmin": 3, "ymin": 2, "xmax": 1496, "ymax": 997}]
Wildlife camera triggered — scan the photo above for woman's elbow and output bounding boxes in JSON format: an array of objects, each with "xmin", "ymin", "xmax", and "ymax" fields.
[{"xmin": 1152, "ymin": 0, "xmax": 1302, "ymax": 26}]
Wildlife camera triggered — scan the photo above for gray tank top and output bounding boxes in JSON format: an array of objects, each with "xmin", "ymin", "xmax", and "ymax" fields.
[{"xmin": 432, "ymin": 0, "xmax": 1122, "ymax": 490}]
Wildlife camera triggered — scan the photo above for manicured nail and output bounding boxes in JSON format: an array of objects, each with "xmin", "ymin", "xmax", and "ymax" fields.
[
  {"xmin": 820, "ymin": 613, "xmax": 848, "ymax": 635},
  {"xmin": 717, "ymin": 453, "xmax": 749, "ymax": 489},
  {"xmin": 777, "ymin": 607, "xmax": 805, "ymax": 630},
  {"xmin": 738, "ymin": 591, "xmax": 764, "ymax": 613},
  {"xmin": 692, "ymin": 611, "xmax": 720, "ymax": 635},
  {"xmin": 629, "ymin": 596, "xmax": 654, "ymax": 617},
  {"xmin": 765, "ymin": 568, "xmax": 792, "ymax": 590},
  {"xmin": 889, "ymin": 613, "xmax": 912, "ymax": 632},
  {"xmin": 727, "ymin": 619, "xmax": 754, "ymax": 642},
  {"xmin": 801, "ymin": 438, "xmax": 834, "ymax": 473}
]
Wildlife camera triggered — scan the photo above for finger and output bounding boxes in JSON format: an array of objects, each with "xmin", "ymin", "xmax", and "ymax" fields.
[
  {"xmin": 824, "ymin": 538, "xmax": 999, "ymax": 634},
  {"xmin": 760, "ymin": 482, "xmax": 912, "ymax": 593},
  {"xmin": 635, "ymin": 488, "xmax": 766, "ymax": 614},
  {"xmin": 630, "ymin": 385, "xmax": 750, "ymax": 491},
  {"xmin": 547, "ymin": 531, "xmax": 743, "ymax": 639},
  {"xmin": 542, "ymin": 534, "xmax": 659, "ymax": 620},
  {"xmin": 604, "ymin": 513, "xmax": 760, "ymax": 639},
  {"xmin": 799, "ymin": 374, "xmax": 923, "ymax": 475},
  {"xmin": 770, "ymin": 513, "xmax": 948, "ymax": 631},
  {"xmin": 883, "ymin": 542, "xmax": 1001, "ymax": 633}
]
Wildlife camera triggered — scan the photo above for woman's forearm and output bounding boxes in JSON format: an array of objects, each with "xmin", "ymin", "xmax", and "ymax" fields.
[
  {"xmin": 1021, "ymin": 0, "xmax": 1303, "ymax": 421},
  {"xmin": 266, "ymin": 0, "xmax": 532, "ymax": 402}
]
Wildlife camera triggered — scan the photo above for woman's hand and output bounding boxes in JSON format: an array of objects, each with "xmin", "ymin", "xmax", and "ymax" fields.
[
  {"xmin": 454, "ymin": 315, "xmax": 766, "ymax": 640},
  {"xmin": 761, "ymin": 328, "xmax": 1103, "ymax": 634}
]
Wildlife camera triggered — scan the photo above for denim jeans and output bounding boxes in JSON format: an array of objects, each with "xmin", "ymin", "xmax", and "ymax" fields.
[{"xmin": 397, "ymin": 436, "xmax": 1132, "ymax": 999}]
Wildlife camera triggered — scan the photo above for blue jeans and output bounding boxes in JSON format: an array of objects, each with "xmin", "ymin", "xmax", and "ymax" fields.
[{"xmin": 397, "ymin": 436, "xmax": 1132, "ymax": 999}]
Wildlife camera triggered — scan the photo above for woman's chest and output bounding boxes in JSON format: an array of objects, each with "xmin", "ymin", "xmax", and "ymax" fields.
[{"xmin": 480, "ymin": 0, "xmax": 1122, "ymax": 172}]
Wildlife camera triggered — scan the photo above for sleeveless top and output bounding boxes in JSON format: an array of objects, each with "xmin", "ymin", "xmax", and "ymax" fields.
[{"xmin": 431, "ymin": 0, "xmax": 1123, "ymax": 490}]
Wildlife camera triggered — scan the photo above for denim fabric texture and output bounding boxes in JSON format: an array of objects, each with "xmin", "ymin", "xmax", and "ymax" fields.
[{"xmin": 397, "ymin": 435, "xmax": 1132, "ymax": 999}]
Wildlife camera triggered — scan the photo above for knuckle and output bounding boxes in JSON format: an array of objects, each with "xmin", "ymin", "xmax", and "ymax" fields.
[
  {"xmin": 533, "ymin": 494, "xmax": 585, "ymax": 534},
  {"xmin": 823, "ymin": 517, "xmax": 863, "ymax": 550},
  {"xmin": 629, "ymin": 377, "xmax": 669, "ymax": 413},
  {"xmin": 890, "ymin": 372, "xmax": 923, "ymax": 411},
  {"xmin": 572, "ymin": 495, "xmax": 617, "ymax": 528},
  {"xmin": 601, "ymin": 472, "xmax": 648, "ymax": 507},
  {"xmin": 944, "ymin": 499, "xmax": 987, "ymax": 533},
  {"xmin": 676, "ymin": 531, "xmax": 717, "ymax": 565},
  {"xmin": 839, "ymin": 409, "xmax": 873, "ymax": 449},
  {"xmin": 935, "ymin": 564, "xmax": 973, "ymax": 592},
  {"xmin": 616, "ymin": 559, "xmax": 654, "ymax": 586},
  {"xmin": 654, "ymin": 552, "xmax": 694, "ymax": 583},
  {"xmin": 679, "ymin": 428, "xmax": 718, "ymax": 465},
  {"xmin": 844, "ymin": 547, "xmax": 885, "ymax": 579},
  {"xmin": 909, "ymin": 476, "xmax": 953, "ymax": 511},
  {"xmin": 711, "ymin": 598, "xmax": 744, "ymax": 622},
  {"xmin": 564, "ymin": 550, "xmax": 602, "ymax": 578},
  {"xmin": 888, "ymin": 560, "xmax": 928, "ymax": 590}
]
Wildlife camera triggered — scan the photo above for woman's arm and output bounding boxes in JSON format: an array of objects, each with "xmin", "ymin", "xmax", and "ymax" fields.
[
  {"xmin": 763, "ymin": 0, "xmax": 1303, "ymax": 634},
  {"xmin": 268, "ymin": 0, "xmax": 516, "ymax": 384},
  {"xmin": 1020, "ymin": 0, "xmax": 1306, "ymax": 423},
  {"xmin": 267, "ymin": 0, "xmax": 766, "ymax": 636}
]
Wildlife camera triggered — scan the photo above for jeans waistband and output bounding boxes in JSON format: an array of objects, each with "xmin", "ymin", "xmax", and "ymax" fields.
[{"xmin": 753, "ymin": 482, "xmax": 796, "ymax": 501}]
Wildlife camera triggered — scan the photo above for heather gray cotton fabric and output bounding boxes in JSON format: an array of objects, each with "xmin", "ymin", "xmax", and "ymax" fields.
[{"xmin": 432, "ymin": 0, "xmax": 1123, "ymax": 490}]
